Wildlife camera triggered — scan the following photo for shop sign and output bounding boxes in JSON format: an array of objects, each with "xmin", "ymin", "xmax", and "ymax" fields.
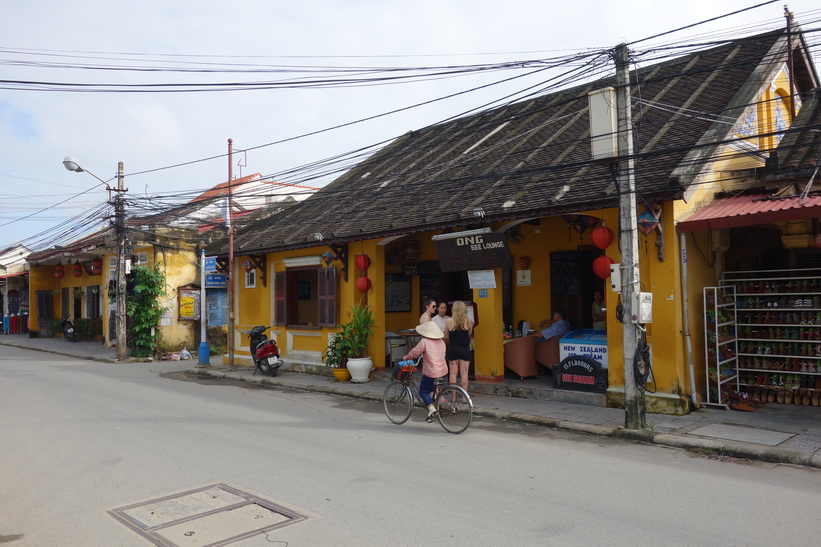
[
  {"xmin": 204, "ymin": 256, "xmax": 218, "ymax": 273},
  {"xmin": 178, "ymin": 288, "xmax": 200, "ymax": 321},
  {"xmin": 205, "ymin": 273, "xmax": 227, "ymax": 288},
  {"xmin": 402, "ymin": 261, "xmax": 440, "ymax": 277},
  {"xmin": 553, "ymin": 356, "xmax": 608, "ymax": 393},
  {"xmin": 433, "ymin": 232, "xmax": 511, "ymax": 272}
]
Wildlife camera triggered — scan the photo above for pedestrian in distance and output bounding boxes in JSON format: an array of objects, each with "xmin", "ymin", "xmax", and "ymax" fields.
[
  {"xmin": 419, "ymin": 296, "xmax": 436, "ymax": 324},
  {"xmin": 432, "ymin": 301, "xmax": 450, "ymax": 332},
  {"xmin": 445, "ymin": 300, "xmax": 473, "ymax": 395},
  {"xmin": 592, "ymin": 290, "xmax": 606, "ymax": 330},
  {"xmin": 403, "ymin": 321, "xmax": 448, "ymax": 422}
]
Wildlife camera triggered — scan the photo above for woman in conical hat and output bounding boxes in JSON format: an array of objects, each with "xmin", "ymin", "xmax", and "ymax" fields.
[{"xmin": 404, "ymin": 321, "xmax": 448, "ymax": 422}]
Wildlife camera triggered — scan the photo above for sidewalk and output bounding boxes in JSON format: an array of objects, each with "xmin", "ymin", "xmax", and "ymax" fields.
[{"xmin": 2, "ymin": 333, "xmax": 820, "ymax": 468}]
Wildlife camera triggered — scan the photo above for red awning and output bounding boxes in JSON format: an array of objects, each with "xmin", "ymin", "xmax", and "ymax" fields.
[
  {"xmin": 676, "ymin": 193, "xmax": 821, "ymax": 233},
  {"xmin": 0, "ymin": 271, "xmax": 28, "ymax": 279}
]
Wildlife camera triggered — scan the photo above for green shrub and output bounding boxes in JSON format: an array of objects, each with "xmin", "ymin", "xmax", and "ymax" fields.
[{"xmin": 127, "ymin": 264, "xmax": 167, "ymax": 357}]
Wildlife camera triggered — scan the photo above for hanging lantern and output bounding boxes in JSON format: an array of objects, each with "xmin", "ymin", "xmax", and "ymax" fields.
[
  {"xmin": 355, "ymin": 254, "xmax": 371, "ymax": 272},
  {"xmin": 72, "ymin": 261, "xmax": 83, "ymax": 277},
  {"xmin": 242, "ymin": 259, "xmax": 253, "ymax": 273},
  {"xmin": 54, "ymin": 263, "xmax": 65, "ymax": 278},
  {"xmin": 592, "ymin": 255, "xmax": 614, "ymax": 280},
  {"xmin": 355, "ymin": 276, "xmax": 372, "ymax": 293},
  {"xmin": 591, "ymin": 225, "xmax": 614, "ymax": 250},
  {"xmin": 91, "ymin": 257, "xmax": 103, "ymax": 275}
]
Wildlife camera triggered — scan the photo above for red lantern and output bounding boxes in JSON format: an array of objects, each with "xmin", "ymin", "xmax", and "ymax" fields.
[
  {"xmin": 72, "ymin": 262, "xmax": 83, "ymax": 277},
  {"xmin": 91, "ymin": 257, "xmax": 103, "ymax": 275},
  {"xmin": 591, "ymin": 225, "xmax": 614, "ymax": 250},
  {"xmin": 592, "ymin": 255, "xmax": 614, "ymax": 280},
  {"xmin": 54, "ymin": 263, "xmax": 65, "ymax": 278},
  {"xmin": 355, "ymin": 276, "xmax": 372, "ymax": 293},
  {"xmin": 355, "ymin": 254, "xmax": 371, "ymax": 272}
]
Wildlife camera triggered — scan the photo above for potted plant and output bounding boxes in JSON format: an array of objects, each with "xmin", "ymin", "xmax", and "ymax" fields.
[
  {"xmin": 324, "ymin": 330, "xmax": 351, "ymax": 382},
  {"xmin": 342, "ymin": 303, "xmax": 376, "ymax": 383}
]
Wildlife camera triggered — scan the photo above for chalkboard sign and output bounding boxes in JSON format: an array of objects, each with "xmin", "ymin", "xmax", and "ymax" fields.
[
  {"xmin": 550, "ymin": 251, "xmax": 580, "ymax": 296},
  {"xmin": 553, "ymin": 355, "xmax": 608, "ymax": 393},
  {"xmin": 419, "ymin": 261, "xmax": 442, "ymax": 306}
]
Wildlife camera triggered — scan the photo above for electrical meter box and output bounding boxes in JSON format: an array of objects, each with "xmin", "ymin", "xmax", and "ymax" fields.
[
  {"xmin": 635, "ymin": 292, "xmax": 652, "ymax": 323},
  {"xmin": 609, "ymin": 263, "xmax": 621, "ymax": 292}
]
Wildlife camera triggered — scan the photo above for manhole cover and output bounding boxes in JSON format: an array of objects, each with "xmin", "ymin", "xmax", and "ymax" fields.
[{"xmin": 108, "ymin": 483, "xmax": 310, "ymax": 546}]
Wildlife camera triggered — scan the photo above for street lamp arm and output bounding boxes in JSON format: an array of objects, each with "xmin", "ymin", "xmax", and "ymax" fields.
[{"xmin": 62, "ymin": 156, "xmax": 114, "ymax": 190}]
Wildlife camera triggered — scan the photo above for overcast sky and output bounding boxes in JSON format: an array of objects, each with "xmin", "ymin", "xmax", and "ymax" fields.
[{"xmin": 1, "ymin": 0, "xmax": 819, "ymax": 251}]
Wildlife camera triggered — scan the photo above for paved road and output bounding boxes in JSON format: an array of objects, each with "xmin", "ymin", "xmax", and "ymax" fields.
[{"xmin": 1, "ymin": 345, "xmax": 820, "ymax": 546}]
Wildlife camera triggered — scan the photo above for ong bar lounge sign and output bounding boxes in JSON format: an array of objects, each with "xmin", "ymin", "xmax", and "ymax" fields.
[{"xmin": 433, "ymin": 232, "xmax": 511, "ymax": 273}]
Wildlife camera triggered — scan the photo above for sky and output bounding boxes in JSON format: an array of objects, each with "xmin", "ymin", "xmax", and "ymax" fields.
[{"xmin": 1, "ymin": 0, "xmax": 819, "ymax": 252}]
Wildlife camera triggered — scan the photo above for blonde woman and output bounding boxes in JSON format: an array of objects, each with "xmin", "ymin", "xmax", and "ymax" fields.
[{"xmin": 445, "ymin": 300, "xmax": 473, "ymax": 394}]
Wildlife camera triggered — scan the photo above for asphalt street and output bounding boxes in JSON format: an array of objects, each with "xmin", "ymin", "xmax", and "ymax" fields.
[{"xmin": 1, "ymin": 334, "xmax": 820, "ymax": 469}]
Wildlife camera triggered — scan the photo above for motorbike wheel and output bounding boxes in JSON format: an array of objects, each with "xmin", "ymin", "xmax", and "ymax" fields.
[
  {"xmin": 70, "ymin": 332, "xmax": 78, "ymax": 343},
  {"xmin": 269, "ymin": 367, "xmax": 278, "ymax": 377}
]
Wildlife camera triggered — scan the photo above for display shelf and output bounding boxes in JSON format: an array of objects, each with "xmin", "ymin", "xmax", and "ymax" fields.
[
  {"xmin": 721, "ymin": 268, "xmax": 821, "ymax": 406},
  {"xmin": 704, "ymin": 286, "xmax": 738, "ymax": 407}
]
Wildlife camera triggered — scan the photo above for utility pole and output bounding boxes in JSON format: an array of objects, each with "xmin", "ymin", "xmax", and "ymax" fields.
[
  {"xmin": 115, "ymin": 161, "xmax": 128, "ymax": 362},
  {"xmin": 615, "ymin": 43, "xmax": 645, "ymax": 429},
  {"xmin": 227, "ymin": 139, "xmax": 235, "ymax": 366}
]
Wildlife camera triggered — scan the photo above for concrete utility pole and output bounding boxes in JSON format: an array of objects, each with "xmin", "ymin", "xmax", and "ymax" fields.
[
  {"xmin": 227, "ymin": 139, "xmax": 235, "ymax": 366},
  {"xmin": 115, "ymin": 161, "xmax": 128, "ymax": 362},
  {"xmin": 615, "ymin": 43, "xmax": 645, "ymax": 429}
]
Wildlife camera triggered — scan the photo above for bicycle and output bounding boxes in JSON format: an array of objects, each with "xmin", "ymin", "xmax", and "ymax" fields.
[{"xmin": 382, "ymin": 357, "xmax": 473, "ymax": 434}]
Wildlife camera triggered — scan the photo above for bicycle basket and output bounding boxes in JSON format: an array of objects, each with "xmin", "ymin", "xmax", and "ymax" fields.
[{"xmin": 392, "ymin": 361, "xmax": 415, "ymax": 381}]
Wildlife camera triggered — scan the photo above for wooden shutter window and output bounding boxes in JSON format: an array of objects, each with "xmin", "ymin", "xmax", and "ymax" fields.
[
  {"xmin": 274, "ymin": 271, "xmax": 287, "ymax": 326},
  {"xmin": 318, "ymin": 267, "xmax": 337, "ymax": 327}
]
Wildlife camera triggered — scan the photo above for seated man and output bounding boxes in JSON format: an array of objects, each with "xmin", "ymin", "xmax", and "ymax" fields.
[{"xmin": 534, "ymin": 309, "xmax": 570, "ymax": 343}]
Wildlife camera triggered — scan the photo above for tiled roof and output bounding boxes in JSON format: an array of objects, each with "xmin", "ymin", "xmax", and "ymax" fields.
[
  {"xmin": 233, "ymin": 29, "xmax": 807, "ymax": 255},
  {"xmin": 677, "ymin": 190, "xmax": 821, "ymax": 232},
  {"xmin": 765, "ymin": 87, "xmax": 821, "ymax": 180},
  {"xmin": 190, "ymin": 173, "xmax": 262, "ymax": 202}
]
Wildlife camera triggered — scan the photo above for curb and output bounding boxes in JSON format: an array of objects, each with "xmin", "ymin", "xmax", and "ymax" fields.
[
  {"xmin": 0, "ymin": 340, "xmax": 117, "ymax": 364},
  {"xmin": 185, "ymin": 366, "xmax": 821, "ymax": 469}
]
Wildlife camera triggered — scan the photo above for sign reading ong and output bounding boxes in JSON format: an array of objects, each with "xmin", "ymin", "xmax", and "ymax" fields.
[{"xmin": 434, "ymin": 232, "xmax": 511, "ymax": 272}]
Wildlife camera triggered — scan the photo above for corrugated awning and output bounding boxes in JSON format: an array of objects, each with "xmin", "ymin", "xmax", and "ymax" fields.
[
  {"xmin": 676, "ymin": 193, "xmax": 821, "ymax": 233},
  {"xmin": 0, "ymin": 271, "xmax": 28, "ymax": 279}
]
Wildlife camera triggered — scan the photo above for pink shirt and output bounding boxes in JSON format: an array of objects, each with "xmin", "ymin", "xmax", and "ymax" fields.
[{"xmin": 405, "ymin": 337, "xmax": 448, "ymax": 378}]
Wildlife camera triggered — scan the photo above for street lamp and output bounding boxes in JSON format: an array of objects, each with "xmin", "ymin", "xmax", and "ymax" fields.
[{"xmin": 62, "ymin": 156, "xmax": 128, "ymax": 362}]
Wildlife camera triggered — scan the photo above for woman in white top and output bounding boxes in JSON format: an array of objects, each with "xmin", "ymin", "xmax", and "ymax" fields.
[{"xmin": 432, "ymin": 302, "xmax": 450, "ymax": 332}]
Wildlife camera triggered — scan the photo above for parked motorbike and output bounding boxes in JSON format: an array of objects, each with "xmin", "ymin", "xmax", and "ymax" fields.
[
  {"xmin": 247, "ymin": 325, "xmax": 281, "ymax": 376},
  {"xmin": 61, "ymin": 316, "xmax": 77, "ymax": 343}
]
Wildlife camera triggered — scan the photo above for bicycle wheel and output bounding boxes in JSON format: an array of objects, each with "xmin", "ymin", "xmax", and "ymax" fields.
[
  {"xmin": 436, "ymin": 385, "xmax": 473, "ymax": 434},
  {"xmin": 383, "ymin": 381, "xmax": 413, "ymax": 425}
]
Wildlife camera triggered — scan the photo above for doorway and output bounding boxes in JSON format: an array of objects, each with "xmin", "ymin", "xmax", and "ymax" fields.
[{"xmin": 550, "ymin": 248, "xmax": 602, "ymax": 329}]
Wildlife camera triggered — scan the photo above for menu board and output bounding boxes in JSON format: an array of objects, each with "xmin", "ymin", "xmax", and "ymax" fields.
[{"xmin": 550, "ymin": 251, "xmax": 580, "ymax": 296}]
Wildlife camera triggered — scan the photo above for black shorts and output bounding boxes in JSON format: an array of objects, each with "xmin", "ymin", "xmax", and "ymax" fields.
[{"xmin": 446, "ymin": 345, "xmax": 471, "ymax": 361}]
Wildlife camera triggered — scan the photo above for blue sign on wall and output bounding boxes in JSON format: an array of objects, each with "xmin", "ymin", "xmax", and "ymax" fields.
[
  {"xmin": 204, "ymin": 256, "xmax": 218, "ymax": 273},
  {"xmin": 205, "ymin": 273, "xmax": 227, "ymax": 288}
]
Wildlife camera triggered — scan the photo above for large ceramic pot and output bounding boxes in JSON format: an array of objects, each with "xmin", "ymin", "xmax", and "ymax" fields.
[{"xmin": 347, "ymin": 357, "xmax": 373, "ymax": 383}]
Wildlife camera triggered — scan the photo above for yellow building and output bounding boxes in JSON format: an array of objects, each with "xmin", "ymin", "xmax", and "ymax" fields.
[
  {"xmin": 26, "ymin": 225, "xmax": 200, "ymax": 349},
  {"xmin": 222, "ymin": 28, "xmax": 819, "ymax": 415}
]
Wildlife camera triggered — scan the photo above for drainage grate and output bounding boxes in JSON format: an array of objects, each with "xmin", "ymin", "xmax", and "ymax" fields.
[{"xmin": 108, "ymin": 483, "xmax": 310, "ymax": 546}]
